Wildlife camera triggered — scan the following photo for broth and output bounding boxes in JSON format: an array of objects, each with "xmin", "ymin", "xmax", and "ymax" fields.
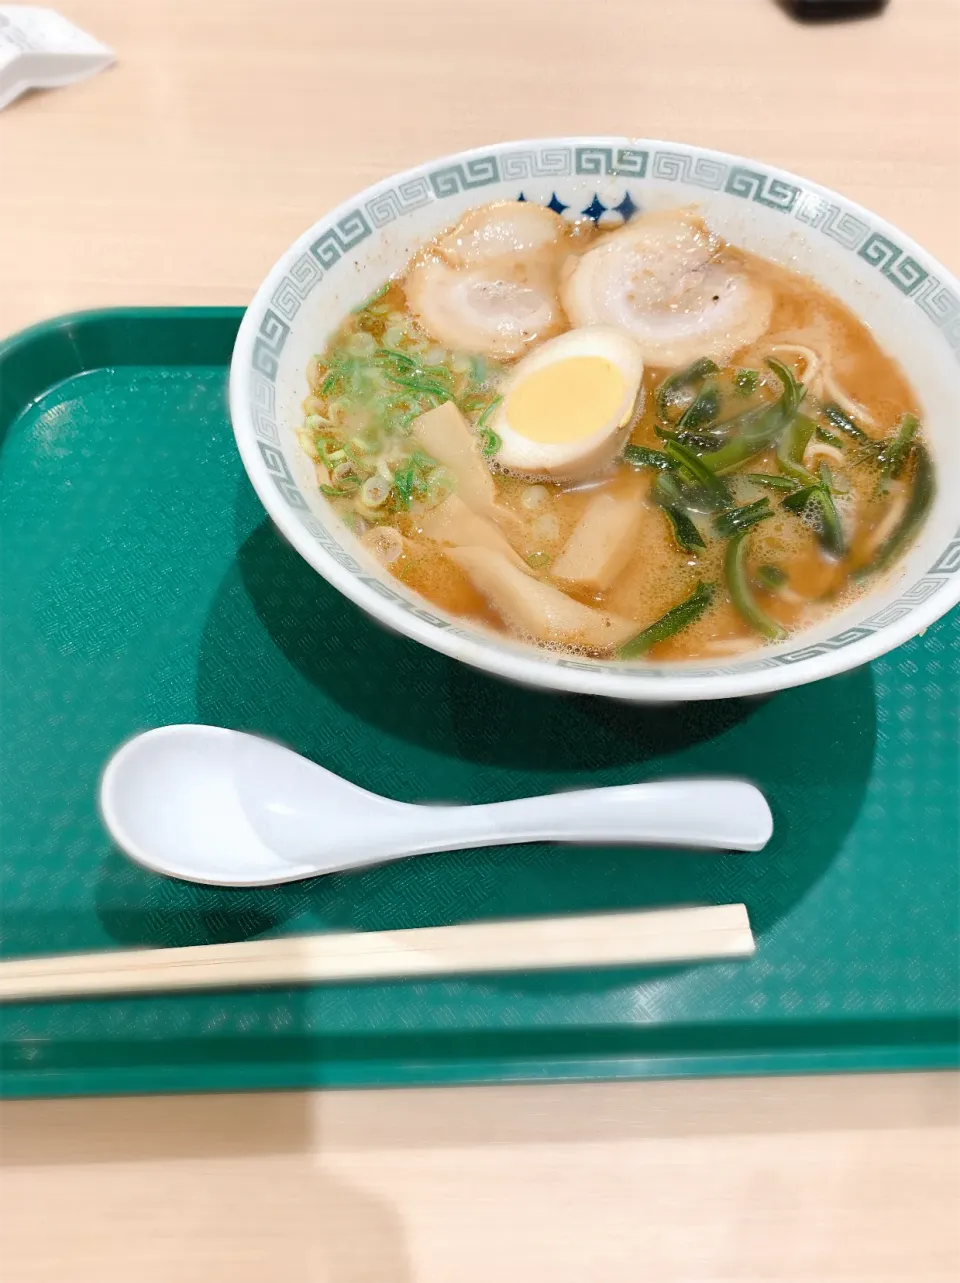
[{"xmin": 297, "ymin": 203, "xmax": 933, "ymax": 662}]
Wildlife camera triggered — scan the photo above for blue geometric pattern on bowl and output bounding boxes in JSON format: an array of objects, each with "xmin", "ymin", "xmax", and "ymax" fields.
[{"xmin": 246, "ymin": 142, "xmax": 960, "ymax": 679}]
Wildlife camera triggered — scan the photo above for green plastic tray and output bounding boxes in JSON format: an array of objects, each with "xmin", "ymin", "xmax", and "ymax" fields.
[{"xmin": 1, "ymin": 309, "xmax": 957, "ymax": 1098}]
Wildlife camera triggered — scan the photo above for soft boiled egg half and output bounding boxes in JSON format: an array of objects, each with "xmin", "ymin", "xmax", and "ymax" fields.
[{"xmin": 489, "ymin": 327, "xmax": 644, "ymax": 481}]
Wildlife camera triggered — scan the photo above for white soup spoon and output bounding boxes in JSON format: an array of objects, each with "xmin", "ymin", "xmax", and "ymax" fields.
[{"xmin": 99, "ymin": 725, "xmax": 773, "ymax": 887}]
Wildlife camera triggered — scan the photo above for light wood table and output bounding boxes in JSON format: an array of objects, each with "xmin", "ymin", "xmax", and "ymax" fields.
[{"xmin": 1, "ymin": 2, "xmax": 958, "ymax": 1280}]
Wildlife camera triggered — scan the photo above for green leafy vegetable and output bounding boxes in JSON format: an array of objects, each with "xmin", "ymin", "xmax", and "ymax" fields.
[
  {"xmin": 757, "ymin": 564, "xmax": 787, "ymax": 590},
  {"xmin": 623, "ymin": 444, "xmax": 673, "ymax": 471},
  {"xmin": 776, "ymin": 413, "xmax": 818, "ymax": 485},
  {"xmin": 674, "ymin": 429, "xmax": 724, "ymax": 453},
  {"xmin": 734, "ymin": 368, "xmax": 760, "ymax": 397},
  {"xmin": 765, "ymin": 356, "xmax": 804, "ymax": 397},
  {"xmin": 821, "ymin": 402, "xmax": 870, "ymax": 443},
  {"xmin": 782, "ymin": 483, "xmax": 819, "ymax": 513},
  {"xmin": 662, "ymin": 506, "xmax": 706, "ymax": 554},
  {"xmin": 811, "ymin": 467, "xmax": 847, "ymax": 553},
  {"xmin": 815, "ymin": 425, "xmax": 843, "ymax": 447},
  {"xmin": 725, "ymin": 534, "xmax": 786, "ymax": 640},
  {"xmin": 657, "ymin": 432, "xmax": 731, "ymax": 508},
  {"xmin": 656, "ymin": 358, "xmax": 720, "ymax": 421},
  {"xmin": 713, "ymin": 498, "xmax": 774, "ymax": 539},
  {"xmin": 783, "ymin": 482, "xmax": 845, "ymax": 557},
  {"xmin": 652, "ymin": 470, "xmax": 686, "ymax": 508},
  {"xmin": 700, "ymin": 358, "xmax": 805, "ymax": 475},
  {"xmin": 856, "ymin": 443, "xmax": 935, "ymax": 577},
  {"xmin": 677, "ymin": 385, "xmax": 721, "ymax": 431},
  {"xmin": 618, "ymin": 582, "xmax": 714, "ymax": 658},
  {"xmin": 744, "ymin": 472, "xmax": 798, "ymax": 491},
  {"xmin": 877, "ymin": 413, "xmax": 919, "ymax": 483},
  {"xmin": 700, "ymin": 418, "xmax": 776, "ymax": 476},
  {"xmin": 651, "ymin": 473, "xmax": 707, "ymax": 551}
]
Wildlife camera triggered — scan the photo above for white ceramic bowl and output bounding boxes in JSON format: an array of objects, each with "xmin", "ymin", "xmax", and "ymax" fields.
[{"xmin": 230, "ymin": 138, "xmax": 960, "ymax": 702}]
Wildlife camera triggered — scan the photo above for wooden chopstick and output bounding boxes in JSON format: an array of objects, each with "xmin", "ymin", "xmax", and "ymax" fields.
[{"xmin": 0, "ymin": 905, "xmax": 754, "ymax": 1001}]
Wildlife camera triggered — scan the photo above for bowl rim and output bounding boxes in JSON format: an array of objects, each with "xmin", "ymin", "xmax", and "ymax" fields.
[{"xmin": 230, "ymin": 135, "xmax": 960, "ymax": 702}]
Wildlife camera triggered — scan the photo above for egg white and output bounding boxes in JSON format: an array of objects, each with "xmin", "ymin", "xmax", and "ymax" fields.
[{"xmin": 490, "ymin": 327, "xmax": 644, "ymax": 481}]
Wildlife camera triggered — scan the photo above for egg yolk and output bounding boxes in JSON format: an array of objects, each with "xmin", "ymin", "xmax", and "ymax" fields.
[{"xmin": 505, "ymin": 356, "xmax": 626, "ymax": 443}]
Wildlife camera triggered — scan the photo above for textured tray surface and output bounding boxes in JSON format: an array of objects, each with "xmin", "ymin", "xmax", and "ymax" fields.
[{"xmin": 1, "ymin": 311, "xmax": 957, "ymax": 1097}]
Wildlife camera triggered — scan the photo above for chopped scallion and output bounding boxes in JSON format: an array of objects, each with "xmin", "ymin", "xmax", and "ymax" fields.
[
  {"xmin": 479, "ymin": 427, "xmax": 501, "ymax": 458},
  {"xmin": 476, "ymin": 396, "xmax": 503, "ymax": 431}
]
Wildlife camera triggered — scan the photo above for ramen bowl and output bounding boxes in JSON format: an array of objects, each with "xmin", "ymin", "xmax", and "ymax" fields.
[{"xmin": 229, "ymin": 138, "xmax": 960, "ymax": 702}]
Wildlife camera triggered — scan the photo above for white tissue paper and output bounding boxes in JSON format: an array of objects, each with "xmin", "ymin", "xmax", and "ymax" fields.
[{"xmin": 0, "ymin": 6, "xmax": 114, "ymax": 110}]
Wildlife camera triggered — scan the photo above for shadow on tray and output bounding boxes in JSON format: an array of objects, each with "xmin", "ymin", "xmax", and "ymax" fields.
[{"xmin": 97, "ymin": 500, "xmax": 878, "ymax": 993}]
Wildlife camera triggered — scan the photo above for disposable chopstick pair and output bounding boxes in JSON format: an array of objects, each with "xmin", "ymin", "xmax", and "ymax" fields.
[{"xmin": 0, "ymin": 904, "xmax": 753, "ymax": 1001}]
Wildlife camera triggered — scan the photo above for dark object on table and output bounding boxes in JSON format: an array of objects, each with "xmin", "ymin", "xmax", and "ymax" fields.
[{"xmin": 779, "ymin": 0, "xmax": 889, "ymax": 21}]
